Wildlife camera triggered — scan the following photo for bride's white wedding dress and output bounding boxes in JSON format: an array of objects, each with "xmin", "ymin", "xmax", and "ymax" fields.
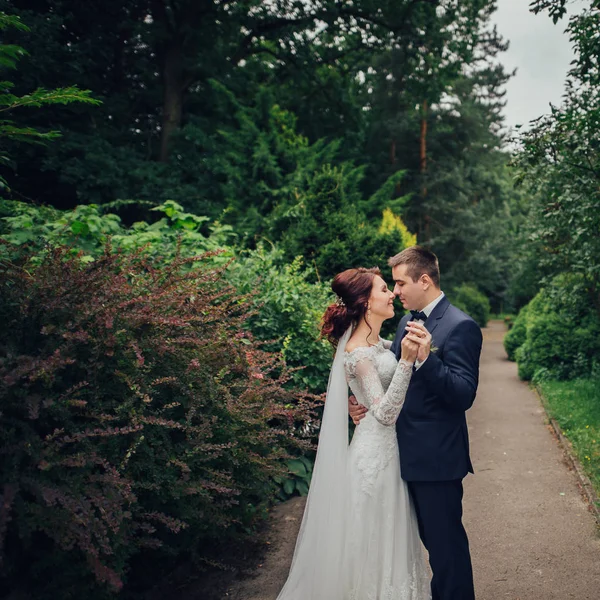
[
  {"xmin": 344, "ymin": 339, "xmax": 429, "ymax": 599},
  {"xmin": 277, "ymin": 330, "xmax": 430, "ymax": 600}
]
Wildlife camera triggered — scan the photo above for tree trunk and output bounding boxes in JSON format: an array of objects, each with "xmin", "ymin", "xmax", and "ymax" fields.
[
  {"xmin": 390, "ymin": 138, "xmax": 403, "ymax": 195},
  {"xmin": 159, "ymin": 40, "xmax": 184, "ymax": 163},
  {"xmin": 419, "ymin": 99, "xmax": 428, "ymax": 175},
  {"xmin": 420, "ymin": 99, "xmax": 430, "ymax": 240}
]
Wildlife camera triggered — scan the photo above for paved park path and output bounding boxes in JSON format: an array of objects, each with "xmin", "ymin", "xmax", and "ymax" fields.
[{"xmin": 224, "ymin": 321, "xmax": 600, "ymax": 600}]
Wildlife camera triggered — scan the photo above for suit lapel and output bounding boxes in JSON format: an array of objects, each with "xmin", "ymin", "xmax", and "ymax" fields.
[{"xmin": 425, "ymin": 295, "xmax": 450, "ymax": 337}]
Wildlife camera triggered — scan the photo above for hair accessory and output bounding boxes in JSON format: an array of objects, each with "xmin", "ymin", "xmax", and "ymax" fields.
[{"xmin": 335, "ymin": 295, "xmax": 345, "ymax": 307}]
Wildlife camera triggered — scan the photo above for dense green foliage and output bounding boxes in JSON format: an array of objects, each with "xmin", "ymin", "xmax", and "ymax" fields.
[
  {"xmin": 227, "ymin": 246, "xmax": 332, "ymax": 394},
  {"xmin": 512, "ymin": 1, "xmax": 600, "ymax": 308},
  {"xmin": 509, "ymin": 1, "xmax": 600, "ymax": 379},
  {"xmin": 0, "ymin": 243, "xmax": 314, "ymax": 597},
  {"xmin": 0, "ymin": 198, "xmax": 235, "ymax": 263},
  {"xmin": 448, "ymin": 284, "xmax": 491, "ymax": 328},
  {"xmin": 505, "ymin": 275, "xmax": 600, "ymax": 381},
  {"xmin": 0, "ymin": 1, "xmax": 519, "ymax": 310},
  {"xmin": 503, "ymin": 304, "xmax": 528, "ymax": 362}
]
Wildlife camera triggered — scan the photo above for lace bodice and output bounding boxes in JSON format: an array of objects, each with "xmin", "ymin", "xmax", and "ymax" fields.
[{"xmin": 344, "ymin": 339, "xmax": 413, "ymax": 426}]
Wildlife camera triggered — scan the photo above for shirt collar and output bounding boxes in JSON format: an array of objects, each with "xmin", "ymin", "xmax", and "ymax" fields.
[{"xmin": 422, "ymin": 291, "xmax": 445, "ymax": 318}]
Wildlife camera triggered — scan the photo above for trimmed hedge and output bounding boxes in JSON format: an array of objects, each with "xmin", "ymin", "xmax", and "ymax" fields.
[
  {"xmin": 508, "ymin": 274, "xmax": 600, "ymax": 381},
  {"xmin": 449, "ymin": 283, "xmax": 491, "ymax": 328},
  {"xmin": 504, "ymin": 304, "xmax": 528, "ymax": 361}
]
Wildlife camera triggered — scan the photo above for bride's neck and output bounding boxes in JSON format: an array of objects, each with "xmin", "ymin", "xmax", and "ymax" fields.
[{"xmin": 353, "ymin": 317, "xmax": 383, "ymax": 345}]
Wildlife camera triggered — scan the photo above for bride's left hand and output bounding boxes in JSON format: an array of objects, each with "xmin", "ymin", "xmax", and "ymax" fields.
[{"xmin": 404, "ymin": 321, "xmax": 432, "ymax": 363}]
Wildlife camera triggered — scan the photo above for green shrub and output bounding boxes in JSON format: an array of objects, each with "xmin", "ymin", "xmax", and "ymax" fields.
[
  {"xmin": 515, "ymin": 344, "xmax": 535, "ymax": 381},
  {"xmin": 271, "ymin": 164, "xmax": 415, "ymax": 283},
  {"xmin": 448, "ymin": 283, "xmax": 490, "ymax": 328},
  {"xmin": 0, "ymin": 199, "xmax": 236, "ymax": 265},
  {"xmin": 227, "ymin": 245, "xmax": 332, "ymax": 395},
  {"xmin": 0, "ymin": 243, "xmax": 313, "ymax": 597},
  {"xmin": 517, "ymin": 312, "xmax": 600, "ymax": 381},
  {"xmin": 274, "ymin": 456, "xmax": 314, "ymax": 499},
  {"xmin": 504, "ymin": 305, "xmax": 529, "ymax": 361},
  {"xmin": 513, "ymin": 274, "xmax": 600, "ymax": 381}
]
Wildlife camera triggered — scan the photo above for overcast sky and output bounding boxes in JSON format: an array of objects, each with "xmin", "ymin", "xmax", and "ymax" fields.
[{"xmin": 491, "ymin": 0, "xmax": 579, "ymax": 133}]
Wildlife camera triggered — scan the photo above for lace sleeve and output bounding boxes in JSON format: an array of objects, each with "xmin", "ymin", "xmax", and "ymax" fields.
[
  {"xmin": 381, "ymin": 338, "xmax": 393, "ymax": 350},
  {"xmin": 347, "ymin": 355, "xmax": 414, "ymax": 426}
]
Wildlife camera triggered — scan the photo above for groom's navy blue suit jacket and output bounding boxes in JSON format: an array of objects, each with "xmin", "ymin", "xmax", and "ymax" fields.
[{"xmin": 390, "ymin": 296, "xmax": 483, "ymax": 482}]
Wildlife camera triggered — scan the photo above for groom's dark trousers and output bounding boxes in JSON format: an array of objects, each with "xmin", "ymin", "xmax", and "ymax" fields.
[
  {"xmin": 408, "ymin": 480, "xmax": 474, "ymax": 600},
  {"xmin": 391, "ymin": 296, "xmax": 483, "ymax": 600}
]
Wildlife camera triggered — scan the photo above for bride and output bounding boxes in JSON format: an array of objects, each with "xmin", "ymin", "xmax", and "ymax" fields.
[{"xmin": 277, "ymin": 267, "xmax": 431, "ymax": 600}]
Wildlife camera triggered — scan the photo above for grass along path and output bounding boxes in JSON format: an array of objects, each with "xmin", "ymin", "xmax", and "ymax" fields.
[{"xmin": 537, "ymin": 378, "xmax": 600, "ymax": 502}]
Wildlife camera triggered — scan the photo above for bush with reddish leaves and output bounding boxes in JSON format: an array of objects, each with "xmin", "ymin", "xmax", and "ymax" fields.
[{"xmin": 0, "ymin": 242, "xmax": 314, "ymax": 598}]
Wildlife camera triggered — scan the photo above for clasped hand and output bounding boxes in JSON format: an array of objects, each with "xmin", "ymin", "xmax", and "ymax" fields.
[
  {"xmin": 401, "ymin": 321, "xmax": 432, "ymax": 364},
  {"xmin": 348, "ymin": 321, "xmax": 432, "ymax": 425}
]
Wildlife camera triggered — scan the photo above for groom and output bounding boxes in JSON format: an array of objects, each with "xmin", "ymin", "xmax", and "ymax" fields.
[{"xmin": 349, "ymin": 246, "xmax": 483, "ymax": 600}]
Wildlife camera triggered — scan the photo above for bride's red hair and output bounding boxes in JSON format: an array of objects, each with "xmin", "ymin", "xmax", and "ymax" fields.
[{"xmin": 320, "ymin": 267, "xmax": 381, "ymax": 345}]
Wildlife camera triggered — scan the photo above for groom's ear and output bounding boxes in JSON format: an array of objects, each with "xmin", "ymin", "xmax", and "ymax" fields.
[{"xmin": 420, "ymin": 273, "xmax": 433, "ymax": 289}]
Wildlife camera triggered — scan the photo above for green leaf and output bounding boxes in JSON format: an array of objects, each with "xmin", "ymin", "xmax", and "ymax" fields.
[
  {"xmin": 287, "ymin": 458, "xmax": 307, "ymax": 478},
  {"xmin": 283, "ymin": 479, "xmax": 295, "ymax": 495},
  {"xmin": 71, "ymin": 221, "xmax": 90, "ymax": 236},
  {"xmin": 299, "ymin": 455, "xmax": 313, "ymax": 471},
  {"xmin": 0, "ymin": 45, "xmax": 29, "ymax": 70},
  {"xmin": 178, "ymin": 217, "xmax": 198, "ymax": 230},
  {"xmin": 154, "ymin": 200, "xmax": 185, "ymax": 219},
  {"xmin": 295, "ymin": 480, "xmax": 309, "ymax": 496},
  {"xmin": 0, "ymin": 123, "xmax": 61, "ymax": 143},
  {"xmin": 0, "ymin": 86, "xmax": 101, "ymax": 112},
  {"xmin": 0, "ymin": 14, "xmax": 30, "ymax": 33}
]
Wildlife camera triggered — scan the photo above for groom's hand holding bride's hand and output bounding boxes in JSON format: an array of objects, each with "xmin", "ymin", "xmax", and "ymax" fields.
[
  {"xmin": 404, "ymin": 321, "xmax": 432, "ymax": 363},
  {"xmin": 349, "ymin": 333, "xmax": 423, "ymax": 425}
]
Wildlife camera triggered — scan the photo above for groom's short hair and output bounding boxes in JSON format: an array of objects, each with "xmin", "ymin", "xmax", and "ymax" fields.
[{"xmin": 388, "ymin": 246, "xmax": 440, "ymax": 287}]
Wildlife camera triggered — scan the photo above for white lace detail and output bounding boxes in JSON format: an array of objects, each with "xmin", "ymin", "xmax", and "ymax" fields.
[
  {"xmin": 344, "ymin": 341, "xmax": 385, "ymax": 378},
  {"xmin": 345, "ymin": 344, "xmax": 413, "ymax": 425},
  {"xmin": 351, "ymin": 416, "xmax": 398, "ymax": 495},
  {"xmin": 344, "ymin": 346, "xmax": 413, "ymax": 495}
]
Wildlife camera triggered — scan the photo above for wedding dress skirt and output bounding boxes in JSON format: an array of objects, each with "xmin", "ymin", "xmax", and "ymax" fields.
[{"xmin": 345, "ymin": 410, "xmax": 429, "ymax": 599}]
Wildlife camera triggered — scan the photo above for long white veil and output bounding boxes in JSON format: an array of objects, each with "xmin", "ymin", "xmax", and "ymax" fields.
[{"xmin": 276, "ymin": 327, "xmax": 351, "ymax": 600}]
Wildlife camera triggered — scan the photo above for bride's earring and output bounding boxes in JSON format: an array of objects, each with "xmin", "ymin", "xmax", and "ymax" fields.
[{"xmin": 367, "ymin": 304, "xmax": 371, "ymax": 319}]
